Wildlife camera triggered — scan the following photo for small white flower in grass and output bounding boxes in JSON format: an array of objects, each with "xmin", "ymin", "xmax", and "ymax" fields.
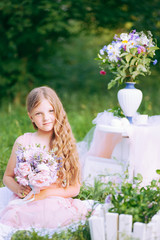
[{"xmin": 101, "ymin": 176, "xmax": 110, "ymax": 184}]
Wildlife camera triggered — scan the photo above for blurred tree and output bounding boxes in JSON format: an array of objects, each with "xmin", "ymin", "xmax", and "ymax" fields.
[
  {"xmin": 72, "ymin": 0, "xmax": 160, "ymax": 35},
  {"xmin": 0, "ymin": 0, "xmax": 82, "ymax": 102},
  {"xmin": 0, "ymin": 0, "xmax": 160, "ymax": 102}
]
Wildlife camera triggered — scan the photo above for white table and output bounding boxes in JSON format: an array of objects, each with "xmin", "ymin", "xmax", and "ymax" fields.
[
  {"xmin": 83, "ymin": 123, "xmax": 130, "ymax": 184},
  {"xmin": 83, "ymin": 118, "xmax": 160, "ymax": 186}
]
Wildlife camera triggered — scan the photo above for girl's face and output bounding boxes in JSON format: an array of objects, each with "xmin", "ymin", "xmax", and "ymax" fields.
[{"xmin": 29, "ymin": 99, "xmax": 56, "ymax": 133}]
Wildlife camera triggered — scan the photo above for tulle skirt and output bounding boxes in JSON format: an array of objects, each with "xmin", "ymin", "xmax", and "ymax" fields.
[{"xmin": 0, "ymin": 187, "xmax": 88, "ymax": 229}]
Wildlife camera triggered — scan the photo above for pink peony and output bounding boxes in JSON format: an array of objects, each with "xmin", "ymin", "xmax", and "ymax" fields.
[
  {"xmin": 28, "ymin": 172, "xmax": 52, "ymax": 188},
  {"xmin": 16, "ymin": 176, "xmax": 28, "ymax": 186},
  {"xmin": 18, "ymin": 162, "xmax": 31, "ymax": 177},
  {"xmin": 15, "ymin": 145, "xmax": 60, "ymax": 190}
]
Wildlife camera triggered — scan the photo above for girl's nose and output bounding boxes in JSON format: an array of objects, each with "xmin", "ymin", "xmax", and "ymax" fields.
[{"xmin": 43, "ymin": 113, "xmax": 49, "ymax": 120}]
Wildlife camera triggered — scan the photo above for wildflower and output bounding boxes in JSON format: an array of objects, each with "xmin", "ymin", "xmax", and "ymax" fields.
[
  {"xmin": 96, "ymin": 30, "xmax": 159, "ymax": 88},
  {"xmin": 137, "ymin": 46, "xmax": 146, "ymax": 54},
  {"xmin": 100, "ymin": 70, "xmax": 106, "ymax": 75},
  {"xmin": 153, "ymin": 59, "xmax": 158, "ymax": 65},
  {"xmin": 148, "ymin": 203, "xmax": 153, "ymax": 208},
  {"xmin": 105, "ymin": 194, "xmax": 112, "ymax": 204}
]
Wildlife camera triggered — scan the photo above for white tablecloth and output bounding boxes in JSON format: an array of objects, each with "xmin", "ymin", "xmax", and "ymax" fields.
[{"xmin": 79, "ymin": 111, "xmax": 160, "ymax": 186}]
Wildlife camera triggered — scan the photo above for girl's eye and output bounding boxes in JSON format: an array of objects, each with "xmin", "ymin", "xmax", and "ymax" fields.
[
  {"xmin": 35, "ymin": 112, "xmax": 41, "ymax": 116},
  {"xmin": 49, "ymin": 109, "xmax": 54, "ymax": 113}
]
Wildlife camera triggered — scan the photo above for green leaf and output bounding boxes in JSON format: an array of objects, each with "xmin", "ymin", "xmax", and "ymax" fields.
[
  {"xmin": 139, "ymin": 72, "xmax": 146, "ymax": 76},
  {"xmin": 130, "ymin": 48, "xmax": 137, "ymax": 55},
  {"xmin": 132, "ymin": 70, "xmax": 140, "ymax": 79},
  {"xmin": 97, "ymin": 54, "xmax": 103, "ymax": 59},
  {"xmin": 119, "ymin": 52, "xmax": 128, "ymax": 57},
  {"xmin": 137, "ymin": 64, "xmax": 147, "ymax": 72},
  {"xmin": 143, "ymin": 58, "xmax": 151, "ymax": 65},
  {"xmin": 125, "ymin": 54, "xmax": 132, "ymax": 63},
  {"xmin": 156, "ymin": 169, "xmax": 160, "ymax": 175},
  {"xmin": 148, "ymin": 46, "xmax": 159, "ymax": 53},
  {"xmin": 108, "ymin": 79, "xmax": 118, "ymax": 89},
  {"xmin": 148, "ymin": 52, "xmax": 154, "ymax": 58},
  {"xmin": 121, "ymin": 59, "xmax": 126, "ymax": 65},
  {"xmin": 136, "ymin": 173, "xmax": 143, "ymax": 181},
  {"xmin": 130, "ymin": 58, "xmax": 137, "ymax": 66}
]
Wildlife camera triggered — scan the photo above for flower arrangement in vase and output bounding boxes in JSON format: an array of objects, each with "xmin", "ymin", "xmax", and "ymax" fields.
[{"xmin": 96, "ymin": 30, "xmax": 159, "ymax": 122}]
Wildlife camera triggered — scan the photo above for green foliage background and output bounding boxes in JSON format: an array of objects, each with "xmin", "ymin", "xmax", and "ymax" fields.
[{"xmin": 0, "ymin": 0, "xmax": 160, "ymax": 103}]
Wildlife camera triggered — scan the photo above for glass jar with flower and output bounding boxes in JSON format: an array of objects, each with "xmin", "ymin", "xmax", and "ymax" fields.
[{"xmin": 97, "ymin": 30, "xmax": 159, "ymax": 123}]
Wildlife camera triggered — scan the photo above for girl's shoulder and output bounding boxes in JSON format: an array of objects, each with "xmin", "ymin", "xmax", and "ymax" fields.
[{"xmin": 15, "ymin": 132, "xmax": 35, "ymax": 146}]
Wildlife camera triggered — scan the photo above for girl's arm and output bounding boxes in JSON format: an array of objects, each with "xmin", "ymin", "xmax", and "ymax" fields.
[
  {"xmin": 35, "ymin": 182, "xmax": 81, "ymax": 201},
  {"xmin": 3, "ymin": 139, "xmax": 31, "ymax": 198}
]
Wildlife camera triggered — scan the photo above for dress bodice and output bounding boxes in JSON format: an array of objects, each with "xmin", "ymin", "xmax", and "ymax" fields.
[{"xmin": 16, "ymin": 132, "xmax": 50, "ymax": 150}]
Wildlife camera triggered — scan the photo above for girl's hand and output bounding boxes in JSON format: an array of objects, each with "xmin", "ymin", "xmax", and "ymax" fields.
[{"xmin": 17, "ymin": 185, "xmax": 32, "ymax": 199}]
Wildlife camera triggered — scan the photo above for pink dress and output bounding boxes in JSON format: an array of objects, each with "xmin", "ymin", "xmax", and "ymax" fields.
[{"xmin": 0, "ymin": 133, "xmax": 88, "ymax": 229}]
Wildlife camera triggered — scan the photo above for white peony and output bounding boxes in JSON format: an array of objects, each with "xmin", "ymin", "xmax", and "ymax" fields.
[{"xmin": 37, "ymin": 163, "xmax": 50, "ymax": 173}]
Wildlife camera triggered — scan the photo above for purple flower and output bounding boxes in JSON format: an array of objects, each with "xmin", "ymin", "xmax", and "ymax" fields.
[
  {"xmin": 102, "ymin": 45, "xmax": 107, "ymax": 51},
  {"xmin": 132, "ymin": 29, "xmax": 136, "ymax": 34},
  {"xmin": 137, "ymin": 46, "xmax": 146, "ymax": 54},
  {"xmin": 148, "ymin": 203, "xmax": 153, "ymax": 208},
  {"xmin": 117, "ymin": 57, "xmax": 121, "ymax": 61},
  {"xmin": 105, "ymin": 194, "xmax": 112, "ymax": 204},
  {"xmin": 113, "ymin": 34, "xmax": 120, "ymax": 40},
  {"xmin": 153, "ymin": 59, "xmax": 158, "ymax": 65}
]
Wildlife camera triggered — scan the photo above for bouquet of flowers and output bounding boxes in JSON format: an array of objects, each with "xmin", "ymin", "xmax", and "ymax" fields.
[
  {"xmin": 14, "ymin": 144, "xmax": 61, "ymax": 191},
  {"xmin": 97, "ymin": 30, "xmax": 159, "ymax": 89}
]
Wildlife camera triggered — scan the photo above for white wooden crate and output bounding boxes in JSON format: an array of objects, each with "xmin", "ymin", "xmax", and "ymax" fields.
[{"xmin": 83, "ymin": 155, "xmax": 124, "ymax": 185}]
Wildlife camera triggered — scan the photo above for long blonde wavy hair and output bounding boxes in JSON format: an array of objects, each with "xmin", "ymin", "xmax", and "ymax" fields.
[{"xmin": 26, "ymin": 86, "xmax": 80, "ymax": 187}]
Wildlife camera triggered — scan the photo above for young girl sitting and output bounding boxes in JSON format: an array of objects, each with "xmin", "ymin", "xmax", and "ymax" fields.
[{"xmin": 0, "ymin": 86, "xmax": 87, "ymax": 229}]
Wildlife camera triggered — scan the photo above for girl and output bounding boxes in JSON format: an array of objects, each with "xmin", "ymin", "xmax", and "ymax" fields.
[{"xmin": 0, "ymin": 86, "xmax": 87, "ymax": 229}]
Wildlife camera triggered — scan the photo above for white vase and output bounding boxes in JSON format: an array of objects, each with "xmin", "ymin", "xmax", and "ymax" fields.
[{"xmin": 117, "ymin": 82, "xmax": 143, "ymax": 123}]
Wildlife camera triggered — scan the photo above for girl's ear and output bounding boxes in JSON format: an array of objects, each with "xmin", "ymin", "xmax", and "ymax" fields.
[{"xmin": 28, "ymin": 112, "xmax": 33, "ymax": 122}]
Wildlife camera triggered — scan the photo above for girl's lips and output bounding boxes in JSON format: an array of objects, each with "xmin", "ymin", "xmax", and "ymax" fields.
[{"xmin": 43, "ymin": 122, "xmax": 52, "ymax": 125}]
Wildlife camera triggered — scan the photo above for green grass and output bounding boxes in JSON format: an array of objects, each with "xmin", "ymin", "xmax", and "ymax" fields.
[{"xmin": 11, "ymin": 221, "xmax": 91, "ymax": 240}]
